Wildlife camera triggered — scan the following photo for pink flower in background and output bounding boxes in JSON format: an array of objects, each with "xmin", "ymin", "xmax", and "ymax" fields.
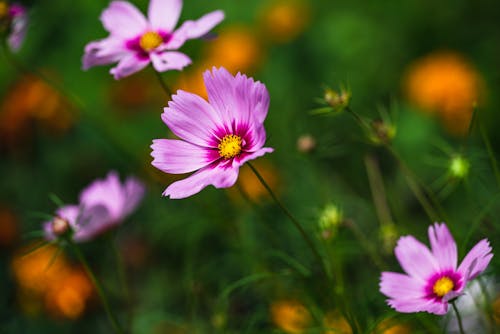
[
  {"xmin": 380, "ymin": 223, "xmax": 493, "ymax": 315},
  {"xmin": 1, "ymin": 3, "xmax": 28, "ymax": 51},
  {"xmin": 151, "ymin": 67, "xmax": 273, "ymax": 199},
  {"xmin": 44, "ymin": 172, "xmax": 145, "ymax": 242},
  {"xmin": 82, "ymin": 0, "xmax": 224, "ymax": 79}
]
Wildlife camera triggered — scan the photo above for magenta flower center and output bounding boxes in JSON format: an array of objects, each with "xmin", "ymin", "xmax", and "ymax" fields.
[
  {"xmin": 139, "ymin": 31, "xmax": 163, "ymax": 52},
  {"xmin": 218, "ymin": 134, "xmax": 242, "ymax": 159},
  {"xmin": 432, "ymin": 276, "xmax": 454, "ymax": 297}
]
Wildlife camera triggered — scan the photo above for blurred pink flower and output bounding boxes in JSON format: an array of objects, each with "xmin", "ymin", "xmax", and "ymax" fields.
[
  {"xmin": 44, "ymin": 172, "xmax": 145, "ymax": 242},
  {"xmin": 380, "ymin": 223, "xmax": 493, "ymax": 315},
  {"xmin": 2, "ymin": 3, "xmax": 28, "ymax": 51},
  {"xmin": 151, "ymin": 67, "xmax": 273, "ymax": 199},
  {"xmin": 82, "ymin": 0, "xmax": 224, "ymax": 79}
]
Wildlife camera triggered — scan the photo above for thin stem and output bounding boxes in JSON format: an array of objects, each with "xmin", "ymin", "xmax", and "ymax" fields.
[
  {"xmin": 69, "ymin": 241, "xmax": 125, "ymax": 334},
  {"xmin": 451, "ymin": 300, "xmax": 466, "ymax": 334},
  {"xmin": 479, "ymin": 121, "xmax": 500, "ymax": 189},
  {"xmin": 153, "ymin": 68, "xmax": 173, "ymax": 98},
  {"xmin": 246, "ymin": 162, "xmax": 330, "ymax": 282},
  {"xmin": 345, "ymin": 106, "xmax": 371, "ymax": 131}
]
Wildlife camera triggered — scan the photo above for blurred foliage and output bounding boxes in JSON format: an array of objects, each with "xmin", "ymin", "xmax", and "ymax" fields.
[{"xmin": 1, "ymin": 0, "xmax": 500, "ymax": 333}]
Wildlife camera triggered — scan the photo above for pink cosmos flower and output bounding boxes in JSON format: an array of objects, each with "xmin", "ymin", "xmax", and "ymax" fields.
[
  {"xmin": 1, "ymin": 3, "xmax": 27, "ymax": 51},
  {"xmin": 44, "ymin": 172, "xmax": 145, "ymax": 242},
  {"xmin": 380, "ymin": 223, "xmax": 493, "ymax": 315},
  {"xmin": 82, "ymin": 0, "xmax": 224, "ymax": 79},
  {"xmin": 151, "ymin": 67, "xmax": 273, "ymax": 199}
]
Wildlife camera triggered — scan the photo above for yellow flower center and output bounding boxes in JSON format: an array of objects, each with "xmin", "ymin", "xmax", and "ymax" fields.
[
  {"xmin": 218, "ymin": 134, "xmax": 242, "ymax": 159},
  {"xmin": 139, "ymin": 31, "xmax": 163, "ymax": 52},
  {"xmin": 433, "ymin": 277, "xmax": 454, "ymax": 297}
]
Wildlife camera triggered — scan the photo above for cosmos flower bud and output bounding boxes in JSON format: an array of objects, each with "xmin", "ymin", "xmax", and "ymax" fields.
[
  {"xmin": 51, "ymin": 216, "xmax": 71, "ymax": 238},
  {"xmin": 369, "ymin": 119, "xmax": 397, "ymax": 145},
  {"xmin": 448, "ymin": 155, "xmax": 470, "ymax": 179},
  {"xmin": 296, "ymin": 134, "xmax": 316, "ymax": 153},
  {"xmin": 324, "ymin": 87, "xmax": 351, "ymax": 112},
  {"xmin": 318, "ymin": 204, "xmax": 343, "ymax": 240}
]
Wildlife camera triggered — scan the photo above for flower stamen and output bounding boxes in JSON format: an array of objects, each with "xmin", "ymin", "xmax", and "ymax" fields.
[
  {"xmin": 139, "ymin": 31, "xmax": 163, "ymax": 52},
  {"xmin": 433, "ymin": 276, "xmax": 454, "ymax": 297},
  {"xmin": 218, "ymin": 134, "xmax": 242, "ymax": 159}
]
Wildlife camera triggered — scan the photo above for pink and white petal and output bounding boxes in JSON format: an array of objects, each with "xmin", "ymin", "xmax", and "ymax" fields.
[
  {"xmin": 379, "ymin": 272, "xmax": 425, "ymax": 300},
  {"xmin": 150, "ymin": 51, "xmax": 191, "ymax": 72},
  {"xmin": 122, "ymin": 176, "xmax": 145, "ymax": 217},
  {"xmin": 457, "ymin": 239, "xmax": 493, "ymax": 280},
  {"xmin": 148, "ymin": 0, "xmax": 182, "ymax": 32},
  {"xmin": 233, "ymin": 71, "xmax": 270, "ymax": 124},
  {"xmin": 80, "ymin": 172, "xmax": 125, "ymax": 220},
  {"xmin": 151, "ymin": 139, "xmax": 217, "ymax": 174},
  {"xmin": 166, "ymin": 10, "xmax": 224, "ymax": 50},
  {"xmin": 394, "ymin": 236, "xmax": 439, "ymax": 282},
  {"xmin": 388, "ymin": 298, "xmax": 448, "ymax": 315},
  {"xmin": 100, "ymin": 1, "xmax": 147, "ymax": 38},
  {"xmin": 73, "ymin": 204, "xmax": 114, "ymax": 243},
  {"xmin": 82, "ymin": 38, "xmax": 126, "ymax": 70},
  {"xmin": 235, "ymin": 147, "xmax": 274, "ymax": 167},
  {"xmin": 202, "ymin": 67, "xmax": 236, "ymax": 125},
  {"xmin": 163, "ymin": 164, "xmax": 239, "ymax": 199},
  {"xmin": 428, "ymin": 223, "xmax": 458, "ymax": 271},
  {"xmin": 110, "ymin": 54, "xmax": 150, "ymax": 79},
  {"xmin": 161, "ymin": 90, "xmax": 222, "ymax": 147}
]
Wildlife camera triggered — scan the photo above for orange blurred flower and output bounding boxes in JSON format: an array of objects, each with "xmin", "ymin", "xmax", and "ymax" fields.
[
  {"xmin": 372, "ymin": 319, "xmax": 411, "ymax": 334},
  {"xmin": 323, "ymin": 310, "xmax": 352, "ymax": 334},
  {"xmin": 258, "ymin": 0, "xmax": 311, "ymax": 44},
  {"xmin": 270, "ymin": 299, "xmax": 311, "ymax": 334},
  {"xmin": 109, "ymin": 72, "xmax": 165, "ymax": 111},
  {"xmin": 176, "ymin": 26, "xmax": 264, "ymax": 98},
  {"xmin": 403, "ymin": 51, "xmax": 483, "ymax": 136},
  {"xmin": 0, "ymin": 74, "xmax": 75, "ymax": 150},
  {"xmin": 11, "ymin": 244, "xmax": 93, "ymax": 319}
]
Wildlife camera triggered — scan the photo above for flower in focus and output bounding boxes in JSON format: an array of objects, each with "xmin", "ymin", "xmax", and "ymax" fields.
[
  {"xmin": 403, "ymin": 51, "xmax": 483, "ymax": 135},
  {"xmin": 380, "ymin": 223, "xmax": 493, "ymax": 315},
  {"xmin": 44, "ymin": 171, "xmax": 145, "ymax": 242},
  {"xmin": 0, "ymin": 1, "xmax": 27, "ymax": 51},
  {"xmin": 82, "ymin": 0, "xmax": 224, "ymax": 79},
  {"xmin": 270, "ymin": 299, "xmax": 311, "ymax": 333},
  {"xmin": 151, "ymin": 67, "xmax": 273, "ymax": 199},
  {"xmin": 258, "ymin": 0, "xmax": 310, "ymax": 44}
]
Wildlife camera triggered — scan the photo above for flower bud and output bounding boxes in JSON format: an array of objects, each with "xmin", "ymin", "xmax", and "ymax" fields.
[
  {"xmin": 323, "ymin": 87, "xmax": 351, "ymax": 112},
  {"xmin": 448, "ymin": 155, "xmax": 470, "ymax": 179},
  {"xmin": 296, "ymin": 134, "xmax": 316, "ymax": 153},
  {"xmin": 51, "ymin": 216, "xmax": 71, "ymax": 237},
  {"xmin": 369, "ymin": 119, "xmax": 397, "ymax": 145},
  {"xmin": 318, "ymin": 204, "xmax": 343, "ymax": 239}
]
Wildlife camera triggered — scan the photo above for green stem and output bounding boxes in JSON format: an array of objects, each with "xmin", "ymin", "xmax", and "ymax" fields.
[
  {"xmin": 451, "ymin": 300, "xmax": 466, "ymax": 334},
  {"xmin": 69, "ymin": 241, "xmax": 125, "ymax": 334},
  {"xmin": 153, "ymin": 68, "xmax": 173, "ymax": 98},
  {"xmin": 479, "ymin": 121, "xmax": 500, "ymax": 189},
  {"xmin": 111, "ymin": 237, "xmax": 132, "ymax": 331},
  {"xmin": 246, "ymin": 162, "xmax": 330, "ymax": 282}
]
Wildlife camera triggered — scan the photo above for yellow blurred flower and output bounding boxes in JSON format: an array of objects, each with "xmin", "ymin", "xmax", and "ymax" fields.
[
  {"xmin": 323, "ymin": 310, "xmax": 352, "ymax": 334},
  {"xmin": 11, "ymin": 244, "xmax": 93, "ymax": 319},
  {"xmin": 0, "ymin": 74, "xmax": 75, "ymax": 150},
  {"xmin": 270, "ymin": 299, "xmax": 311, "ymax": 334},
  {"xmin": 372, "ymin": 319, "xmax": 411, "ymax": 334},
  {"xmin": 258, "ymin": 0, "xmax": 311, "ymax": 44},
  {"xmin": 403, "ymin": 51, "xmax": 483, "ymax": 136}
]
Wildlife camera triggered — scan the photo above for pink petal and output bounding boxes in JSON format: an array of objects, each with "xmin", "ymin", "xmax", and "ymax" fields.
[
  {"xmin": 203, "ymin": 67, "xmax": 270, "ymax": 146},
  {"xmin": 44, "ymin": 205, "xmax": 80, "ymax": 241},
  {"xmin": 163, "ymin": 164, "xmax": 239, "ymax": 199},
  {"xmin": 387, "ymin": 297, "xmax": 448, "ymax": 315},
  {"xmin": 150, "ymin": 51, "xmax": 192, "ymax": 72},
  {"xmin": 148, "ymin": 0, "xmax": 182, "ymax": 32},
  {"xmin": 151, "ymin": 139, "xmax": 217, "ymax": 174},
  {"xmin": 80, "ymin": 172, "xmax": 125, "ymax": 220},
  {"xmin": 82, "ymin": 38, "xmax": 126, "ymax": 70},
  {"xmin": 122, "ymin": 177, "xmax": 146, "ymax": 216},
  {"xmin": 457, "ymin": 239, "xmax": 493, "ymax": 280},
  {"xmin": 167, "ymin": 10, "xmax": 225, "ymax": 49},
  {"xmin": 428, "ymin": 223, "xmax": 458, "ymax": 271},
  {"xmin": 394, "ymin": 236, "xmax": 439, "ymax": 282},
  {"xmin": 73, "ymin": 205, "xmax": 114, "ymax": 243},
  {"xmin": 161, "ymin": 90, "xmax": 222, "ymax": 147},
  {"xmin": 110, "ymin": 54, "xmax": 150, "ymax": 79},
  {"xmin": 235, "ymin": 147, "xmax": 274, "ymax": 167},
  {"xmin": 100, "ymin": 1, "xmax": 147, "ymax": 38},
  {"xmin": 379, "ymin": 272, "xmax": 425, "ymax": 300}
]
